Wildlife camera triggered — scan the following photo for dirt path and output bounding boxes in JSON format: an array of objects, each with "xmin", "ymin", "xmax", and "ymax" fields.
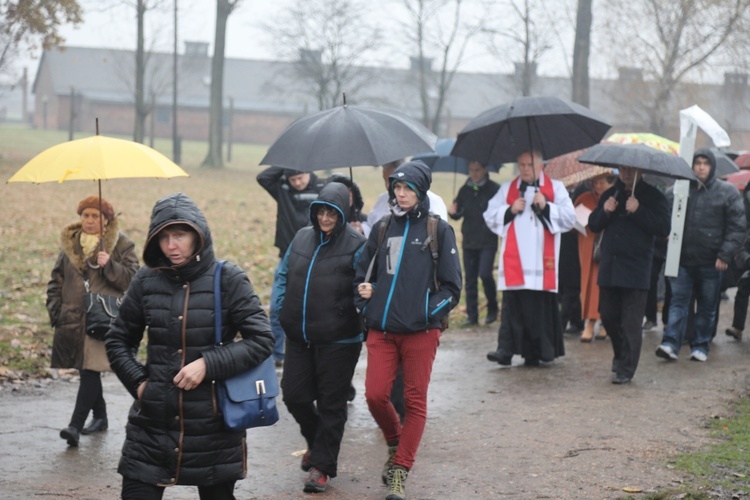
[{"xmin": 2, "ymin": 305, "xmax": 750, "ymax": 499}]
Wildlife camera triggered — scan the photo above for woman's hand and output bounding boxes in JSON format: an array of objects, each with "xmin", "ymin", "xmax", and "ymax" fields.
[
  {"xmin": 173, "ymin": 358, "xmax": 207, "ymax": 391},
  {"xmin": 137, "ymin": 380, "xmax": 147, "ymax": 400},
  {"xmin": 96, "ymin": 251, "xmax": 111, "ymax": 268},
  {"xmin": 358, "ymin": 282, "xmax": 373, "ymax": 300}
]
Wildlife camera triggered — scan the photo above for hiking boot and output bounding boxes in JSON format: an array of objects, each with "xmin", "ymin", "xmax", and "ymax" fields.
[
  {"xmin": 386, "ymin": 466, "xmax": 408, "ymax": 500},
  {"xmin": 655, "ymin": 344, "xmax": 678, "ymax": 361},
  {"xmin": 300, "ymin": 450, "xmax": 312, "ymax": 472},
  {"xmin": 381, "ymin": 445, "xmax": 398, "ymax": 484},
  {"xmin": 726, "ymin": 327, "xmax": 743, "ymax": 341},
  {"xmin": 303, "ymin": 467, "xmax": 328, "ymax": 493}
]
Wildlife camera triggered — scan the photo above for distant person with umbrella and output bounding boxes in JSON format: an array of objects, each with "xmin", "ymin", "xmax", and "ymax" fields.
[
  {"xmin": 448, "ymin": 160, "xmax": 500, "ymax": 326},
  {"xmin": 656, "ymin": 149, "xmax": 745, "ymax": 363},
  {"xmin": 484, "ymin": 151, "xmax": 576, "ymax": 367},
  {"xmin": 354, "ymin": 161, "xmax": 462, "ymax": 500},
  {"xmin": 575, "ymin": 174, "xmax": 615, "ymax": 342},
  {"xmin": 47, "ymin": 196, "xmax": 139, "ymax": 446},
  {"xmin": 589, "ymin": 166, "xmax": 670, "ymax": 383},
  {"xmin": 257, "ymin": 166, "xmax": 326, "ymax": 366}
]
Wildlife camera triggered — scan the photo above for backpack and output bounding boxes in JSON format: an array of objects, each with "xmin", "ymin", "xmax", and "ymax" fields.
[{"xmin": 365, "ymin": 213, "xmax": 448, "ymax": 329}]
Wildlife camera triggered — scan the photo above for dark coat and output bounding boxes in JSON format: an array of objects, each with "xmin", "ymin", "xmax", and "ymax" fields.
[
  {"xmin": 46, "ymin": 217, "xmax": 139, "ymax": 371},
  {"xmin": 354, "ymin": 161, "xmax": 462, "ymax": 333},
  {"xmin": 589, "ymin": 179, "xmax": 670, "ymax": 290},
  {"xmin": 277, "ymin": 182, "xmax": 367, "ymax": 343},
  {"xmin": 257, "ymin": 166, "xmax": 325, "ymax": 258},
  {"xmin": 449, "ymin": 176, "xmax": 500, "ymax": 249},
  {"xmin": 679, "ymin": 149, "xmax": 745, "ymax": 267},
  {"xmin": 105, "ymin": 193, "xmax": 274, "ymax": 488}
]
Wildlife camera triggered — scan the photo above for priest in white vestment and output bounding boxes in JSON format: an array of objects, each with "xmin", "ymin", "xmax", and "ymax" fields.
[{"xmin": 483, "ymin": 151, "xmax": 576, "ymax": 366}]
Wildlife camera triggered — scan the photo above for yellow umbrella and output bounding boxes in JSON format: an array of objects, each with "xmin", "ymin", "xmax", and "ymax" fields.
[
  {"xmin": 7, "ymin": 129, "xmax": 189, "ymax": 246},
  {"xmin": 7, "ymin": 135, "xmax": 188, "ymax": 184},
  {"xmin": 605, "ymin": 132, "xmax": 679, "ymax": 155}
]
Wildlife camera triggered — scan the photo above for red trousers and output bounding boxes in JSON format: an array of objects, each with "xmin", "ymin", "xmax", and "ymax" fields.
[{"xmin": 365, "ymin": 328, "xmax": 440, "ymax": 471}]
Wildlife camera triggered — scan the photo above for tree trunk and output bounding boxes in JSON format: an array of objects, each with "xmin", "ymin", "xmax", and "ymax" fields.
[
  {"xmin": 571, "ymin": 0, "xmax": 592, "ymax": 106},
  {"xmin": 202, "ymin": 0, "xmax": 235, "ymax": 168},
  {"xmin": 133, "ymin": 0, "xmax": 146, "ymax": 143}
]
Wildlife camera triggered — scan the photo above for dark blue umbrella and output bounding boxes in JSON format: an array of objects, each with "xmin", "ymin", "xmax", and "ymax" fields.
[{"xmin": 413, "ymin": 138, "xmax": 472, "ymax": 174}]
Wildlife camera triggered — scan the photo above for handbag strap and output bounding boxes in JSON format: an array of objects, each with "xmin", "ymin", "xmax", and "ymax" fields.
[{"xmin": 214, "ymin": 260, "xmax": 226, "ymax": 346}]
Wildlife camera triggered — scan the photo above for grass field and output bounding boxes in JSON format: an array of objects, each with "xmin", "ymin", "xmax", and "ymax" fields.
[{"xmin": 0, "ymin": 123, "xmax": 513, "ymax": 375}]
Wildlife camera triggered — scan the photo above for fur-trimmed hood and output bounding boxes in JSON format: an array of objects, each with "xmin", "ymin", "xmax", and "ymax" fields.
[{"xmin": 59, "ymin": 217, "xmax": 121, "ymax": 272}]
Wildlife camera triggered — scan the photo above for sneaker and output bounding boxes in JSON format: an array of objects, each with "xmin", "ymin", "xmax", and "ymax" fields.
[
  {"xmin": 386, "ymin": 466, "xmax": 408, "ymax": 500},
  {"xmin": 642, "ymin": 320, "xmax": 657, "ymax": 332},
  {"xmin": 300, "ymin": 450, "xmax": 312, "ymax": 472},
  {"xmin": 655, "ymin": 344, "xmax": 678, "ymax": 361},
  {"xmin": 303, "ymin": 467, "xmax": 328, "ymax": 493},
  {"xmin": 726, "ymin": 327, "xmax": 743, "ymax": 341},
  {"xmin": 381, "ymin": 445, "xmax": 398, "ymax": 484},
  {"xmin": 690, "ymin": 350, "xmax": 708, "ymax": 362}
]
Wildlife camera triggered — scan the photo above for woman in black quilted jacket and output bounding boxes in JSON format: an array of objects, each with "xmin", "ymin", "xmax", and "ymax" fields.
[{"xmin": 105, "ymin": 193, "xmax": 273, "ymax": 500}]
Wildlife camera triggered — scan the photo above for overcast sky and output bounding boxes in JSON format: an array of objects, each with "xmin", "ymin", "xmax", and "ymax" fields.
[{"xmin": 13, "ymin": 0, "xmax": 595, "ymax": 80}]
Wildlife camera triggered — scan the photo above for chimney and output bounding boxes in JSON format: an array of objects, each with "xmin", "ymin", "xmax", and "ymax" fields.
[{"xmin": 184, "ymin": 41, "xmax": 209, "ymax": 57}]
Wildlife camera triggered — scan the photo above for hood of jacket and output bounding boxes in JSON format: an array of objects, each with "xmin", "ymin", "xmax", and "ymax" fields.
[
  {"xmin": 693, "ymin": 148, "xmax": 717, "ymax": 187},
  {"xmin": 327, "ymin": 174, "xmax": 364, "ymax": 220},
  {"xmin": 388, "ymin": 160, "xmax": 432, "ymax": 216},
  {"xmin": 143, "ymin": 193, "xmax": 214, "ymax": 278},
  {"xmin": 60, "ymin": 217, "xmax": 121, "ymax": 272},
  {"xmin": 309, "ymin": 181, "xmax": 349, "ymax": 236}
]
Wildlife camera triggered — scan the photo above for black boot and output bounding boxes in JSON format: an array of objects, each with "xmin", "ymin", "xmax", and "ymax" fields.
[
  {"xmin": 60, "ymin": 426, "xmax": 80, "ymax": 447},
  {"xmin": 81, "ymin": 417, "xmax": 108, "ymax": 435}
]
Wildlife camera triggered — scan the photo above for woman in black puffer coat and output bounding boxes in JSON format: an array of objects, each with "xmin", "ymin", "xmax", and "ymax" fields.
[{"xmin": 105, "ymin": 193, "xmax": 273, "ymax": 500}]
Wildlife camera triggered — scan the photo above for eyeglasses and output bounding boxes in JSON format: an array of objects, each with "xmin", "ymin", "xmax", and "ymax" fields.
[{"xmin": 317, "ymin": 207, "xmax": 339, "ymax": 219}]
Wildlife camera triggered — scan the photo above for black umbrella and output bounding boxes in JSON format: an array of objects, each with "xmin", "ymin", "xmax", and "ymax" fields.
[
  {"xmin": 260, "ymin": 102, "xmax": 437, "ymax": 171},
  {"xmin": 578, "ymin": 143, "xmax": 696, "ymax": 181},
  {"xmin": 450, "ymin": 95, "xmax": 611, "ymax": 167},
  {"xmin": 710, "ymin": 148, "xmax": 740, "ymax": 177}
]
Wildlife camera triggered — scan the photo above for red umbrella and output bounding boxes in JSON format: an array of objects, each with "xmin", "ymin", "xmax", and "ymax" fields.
[
  {"xmin": 735, "ymin": 153, "xmax": 750, "ymax": 170},
  {"xmin": 726, "ymin": 170, "xmax": 750, "ymax": 190}
]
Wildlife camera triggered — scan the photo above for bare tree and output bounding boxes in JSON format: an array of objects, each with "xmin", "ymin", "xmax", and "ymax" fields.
[
  {"xmin": 398, "ymin": 0, "xmax": 485, "ymax": 133},
  {"xmin": 571, "ymin": 0, "xmax": 592, "ymax": 106},
  {"xmin": 601, "ymin": 0, "xmax": 750, "ymax": 134},
  {"xmin": 202, "ymin": 0, "xmax": 240, "ymax": 168},
  {"xmin": 262, "ymin": 0, "xmax": 380, "ymax": 111},
  {"xmin": 484, "ymin": 0, "xmax": 555, "ymax": 96},
  {"xmin": 0, "ymin": 0, "xmax": 82, "ymax": 80}
]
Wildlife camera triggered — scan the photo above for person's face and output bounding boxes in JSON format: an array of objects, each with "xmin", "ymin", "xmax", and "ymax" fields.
[
  {"xmin": 618, "ymin": 166, "xmax": 637, "ymax": 188},
  {"xmin": 382, "ymin": 166, "xmax": 396, "ymax": 189},
  {"xmin": 517, "ymin": 152, "xmax": 542, "ymax": 183},
  {"xmin": 158, "ymin": 226, "xmax": 197, "ymax": 265},
  {"xmin": 316, "ymin": 206, "xmax": 339, "ymax": 235},
  {"xmin": 392, "ymin": 181, "xmax": 419, "ymax": 211},
  {"xmin": 693, "ymin": 156, "xmax": 712, "ymax": 182},
  {"xmin": 468, "ymin": 161, "xmax": 488, "ymax": 184},
  {"xmin": 592, "ymin": 176, "xmax": 613, "ymax": 195},
  {"xmin": 288, "ymin": 172, "xmax": 311, "ymax": 191},
  {"xmin": 81, "ymin": 208, "xmax": 108, "ymax": 235}
]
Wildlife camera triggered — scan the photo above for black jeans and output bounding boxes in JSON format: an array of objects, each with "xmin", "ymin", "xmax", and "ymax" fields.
[
  {"xmin": 599, "ymin": 286, "xmax": 648, "ymax": 379},
  {"xmin": 462, "ymin": 246, "xmax": 498, "ymax": 322},
  {"xmin": 69, "ymin": 369, "xmax": 106, "ymax": 430},
  {"xmin": 121, "ymin": 477, "xmax": 236, "ymax": 500},
  {"xmin": 281, "ymin": 339, "xmax": 361, "ymax": 478}
]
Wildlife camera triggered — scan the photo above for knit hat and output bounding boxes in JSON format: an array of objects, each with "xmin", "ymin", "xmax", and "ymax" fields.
[{"xmin": 77, "ymin": 196, "xmax": 115, "ymax": 221}]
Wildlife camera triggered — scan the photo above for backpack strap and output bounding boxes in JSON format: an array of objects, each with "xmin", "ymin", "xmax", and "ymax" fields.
[
  {"xmin": 420, "ymin": 214, "xmax": 441, "ymax": 291},
  {"xmin": 364, "ymin": 215, "xmax": 391, "ymax": 282}
]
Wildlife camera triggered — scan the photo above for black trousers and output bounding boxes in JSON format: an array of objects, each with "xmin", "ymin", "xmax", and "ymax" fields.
[
  {"xmin": 645, "ymin": 256, "xmax": 665, "ymax": 323},
  {"xmin": 281, "ymin": 339, "xmax": 361, "ymax": 478},
  {"xmin": 599, "ymin": 286, "xmax": 648, "ymax": 380},
  {"xmin": 121, "ymin": 477, "xmax": 236, "ymax": 500},
  {"xmin": 463, "ymin": 246, "xmax": 498, "ymax": 322},
  {"xmin": 69, "ymin": 369, "xmax": 106, "ymax": 430},
  {"xmin": 558, "ymin": 285, "xmax": 583, "ymax": 330}
]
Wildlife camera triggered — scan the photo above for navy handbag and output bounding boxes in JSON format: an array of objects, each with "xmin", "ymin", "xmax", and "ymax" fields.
[{"xmin": 213, "ymin": 260, "xmax": 279, "ymax": 431}]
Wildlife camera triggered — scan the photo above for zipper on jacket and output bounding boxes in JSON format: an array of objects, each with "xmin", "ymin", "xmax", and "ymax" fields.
[{"xmin": 381, "ymin": 217, "xmax": 410, "ymax": 330}]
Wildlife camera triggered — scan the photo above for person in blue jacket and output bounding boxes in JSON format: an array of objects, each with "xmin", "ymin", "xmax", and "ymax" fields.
[
  {"xmin": 276, "ymin": 182, "xmax": 367, "ymax": 494},
  {"xmin": 354, "ymin": 160, "xmax": 462, "ymax": 500}
]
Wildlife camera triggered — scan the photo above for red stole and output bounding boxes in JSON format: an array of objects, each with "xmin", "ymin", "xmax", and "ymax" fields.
[{"xmin": 503, "ymin": 172, "xmax": 556, "ymax": 290}]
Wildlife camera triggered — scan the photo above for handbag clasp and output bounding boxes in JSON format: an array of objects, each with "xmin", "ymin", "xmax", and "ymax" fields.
[{"xmin": 255, "ymin": 380, "xmax": 266, "ymax": 395}]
